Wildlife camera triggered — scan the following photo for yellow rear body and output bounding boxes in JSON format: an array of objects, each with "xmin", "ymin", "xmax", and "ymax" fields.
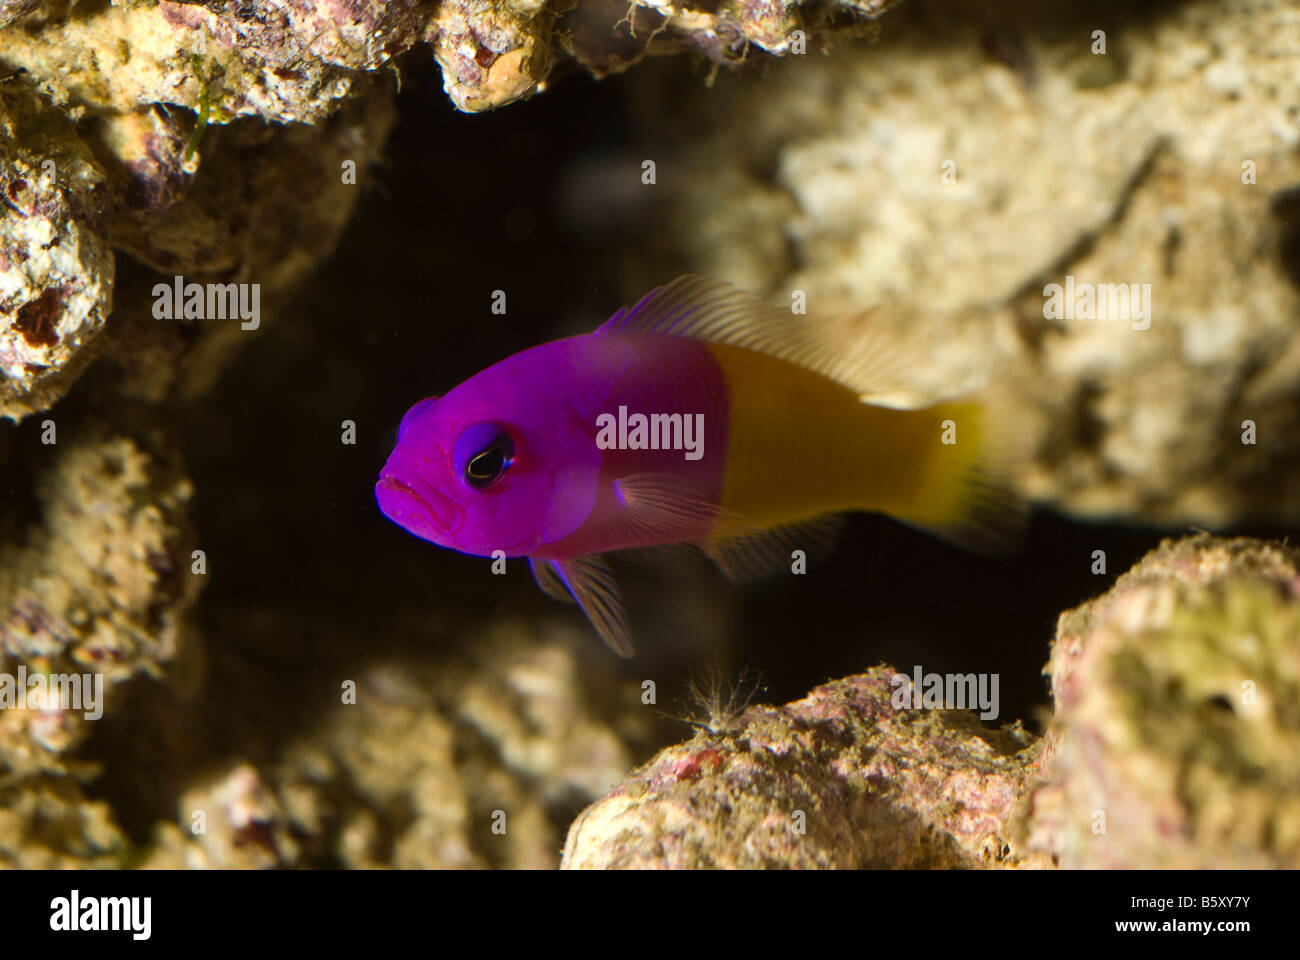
[{"xmin": 709, "ymin": 342, "xmax": 986, "ymax": 538}]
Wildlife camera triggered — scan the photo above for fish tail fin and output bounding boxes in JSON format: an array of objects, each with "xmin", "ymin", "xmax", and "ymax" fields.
[{"xmin": 895, "ymin": 384, "xmax": 1036, "ymax": 553}]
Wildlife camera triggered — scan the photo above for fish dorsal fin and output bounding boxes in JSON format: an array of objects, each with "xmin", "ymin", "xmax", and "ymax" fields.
[{"xmin": 597, "ymin": 275, "xmax": 921, "ymax": 403}]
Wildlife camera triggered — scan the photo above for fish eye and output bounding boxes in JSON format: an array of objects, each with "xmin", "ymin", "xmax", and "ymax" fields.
[
  {"xmin": 454, "ymin": 422, "xmax": 515, "ymax": 490},
  {"xmin": 466, "ymin": 440, "xmax": 511, "ymax": 486}
]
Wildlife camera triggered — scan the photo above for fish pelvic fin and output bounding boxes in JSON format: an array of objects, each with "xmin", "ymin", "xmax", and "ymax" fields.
[
  {"xmin": 532, "ymin": 555, "xmax": 635, "ymax": 657},
  {"xmin": 529, "ymin": 556, "xmax": 575, "ymax": 604}
]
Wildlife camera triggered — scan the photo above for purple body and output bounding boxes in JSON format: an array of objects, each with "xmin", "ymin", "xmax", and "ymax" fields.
[{"xmin": 375, "ymin": 333, "xmax": 730, "ymax": 559}]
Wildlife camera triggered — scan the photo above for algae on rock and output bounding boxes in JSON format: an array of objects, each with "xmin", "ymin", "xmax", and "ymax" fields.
[
  {"xmin": 0, "ymin": 80, "xmax": 114, "ymax": 421},
  {"xmin": 563, "ymin": 667, "xmax": 1046, "ymax": 869},
  {"xmin": 565, "ymin": 535, "xmax": 1300, "ymax": 869},
  {"xmin": 1026, "ymin": 535, "xmax": 1300, "ymax": 869}
]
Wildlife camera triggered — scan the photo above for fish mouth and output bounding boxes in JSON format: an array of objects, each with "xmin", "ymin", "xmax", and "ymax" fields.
[{"xmin": 375, "ymin": 474, "xmax": 463, "ymax": 538}]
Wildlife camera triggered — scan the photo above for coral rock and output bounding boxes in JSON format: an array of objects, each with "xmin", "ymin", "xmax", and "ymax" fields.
[
  {"xmin": 0, "ymin": 425, "xmax": 199, "ymax": 779},
  {"xmin": 0, "ymin": 83, "xmax": 114, "ymax": 421},
  {"xmin": 563, "ymin": 668, "xmax": 1044, "ymax": 868},
  {"xmin": 1026, "ymin": 535, "xmax": 1300, "ymax": 868},
  {"xmin": 135, "ymin": 626, "xmax": 648, "ymax": 869}
]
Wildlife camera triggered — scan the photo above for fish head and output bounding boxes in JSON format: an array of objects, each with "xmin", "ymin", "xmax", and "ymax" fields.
[{"xmin": 376, "ymin": 359, "xmax": 602, "ymax": 557}]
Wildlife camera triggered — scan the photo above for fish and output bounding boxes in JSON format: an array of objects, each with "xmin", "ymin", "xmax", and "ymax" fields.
[{"xmin": 375, "ymin": 275, "xmax": 1028, "ymax": 656}]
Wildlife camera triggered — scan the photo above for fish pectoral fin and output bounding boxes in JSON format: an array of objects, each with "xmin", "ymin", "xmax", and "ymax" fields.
[
  {"xmin": 613, "ymin": 473, "xmax": 718, "ymax": 541},
  {"xmin": 546, "ymin": 554, "xmax": 636, "ymax": 658},
  {"xmin": 701, "ymin": 515, "xmax": 844, "ymax": 583},
  {"xmin": 529, "ymin": 557, "xmax": 575, "ymax": 604}
]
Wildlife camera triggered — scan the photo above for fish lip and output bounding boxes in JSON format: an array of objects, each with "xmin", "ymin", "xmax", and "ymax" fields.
[{"xmin": 375, "ymin": 474, "xmax": 463, "ymax": 534}]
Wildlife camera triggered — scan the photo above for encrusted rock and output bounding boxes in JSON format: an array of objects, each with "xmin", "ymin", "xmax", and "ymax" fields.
[
  {"xmin": 0, "ymin": 417, "xmax": 200, "ymax": 867},
  {"xmin": 429, "ymin": 0, "xmax": 556, "ymax": 112},
  {"xmin": 0, "ymin": 774, "xmax": 125, "ymax": 868},
  {"xmin": 165, "ymin": 0, "xmax": 431, "ymax": 73},
  {"xmin": 563, "ymin": 667, "xmax": 1044, "ymax": 868},
  {"xmin": 0, "ymin": 3, "xmax": 356, "ymax": 125},
  {"xmin": 1, "ymin": 1, "xmax": 908, "ymax": 118},
  {"xmin": 0, "ymin": 424, "xmax": 199, "ymax": 779},
  {"xmin": 138, "ymin": 627, "xmax": 649, "ymax": 869},
  {"xmin": 0, "ymin": 63, "xmax": 394, "ymax": 417},
  {"xmin": 564, "ymin": 535, "xmax": 1300, "ymax": 869},
  {"xmin": 1026, "ymin": 535, "xmax": 1300, "ymax": 869},
  {"xmin": 0, "ymin": 82, "xmax": 114, "ymax": 421},
  {"xmin": 99, "ymin": 80, "xmax": 397, "ymax": 401}
]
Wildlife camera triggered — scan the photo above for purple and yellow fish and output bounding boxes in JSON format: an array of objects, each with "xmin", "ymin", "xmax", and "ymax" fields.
[{"xmin": 376, "ymin": 276, "xmax": 1025, "ymax": 655}]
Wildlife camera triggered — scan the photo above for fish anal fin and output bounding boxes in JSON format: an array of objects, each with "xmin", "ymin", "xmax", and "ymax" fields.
[{"xmin": 702, "ymin": 515, "xmax": 844, "ymax": 584}]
